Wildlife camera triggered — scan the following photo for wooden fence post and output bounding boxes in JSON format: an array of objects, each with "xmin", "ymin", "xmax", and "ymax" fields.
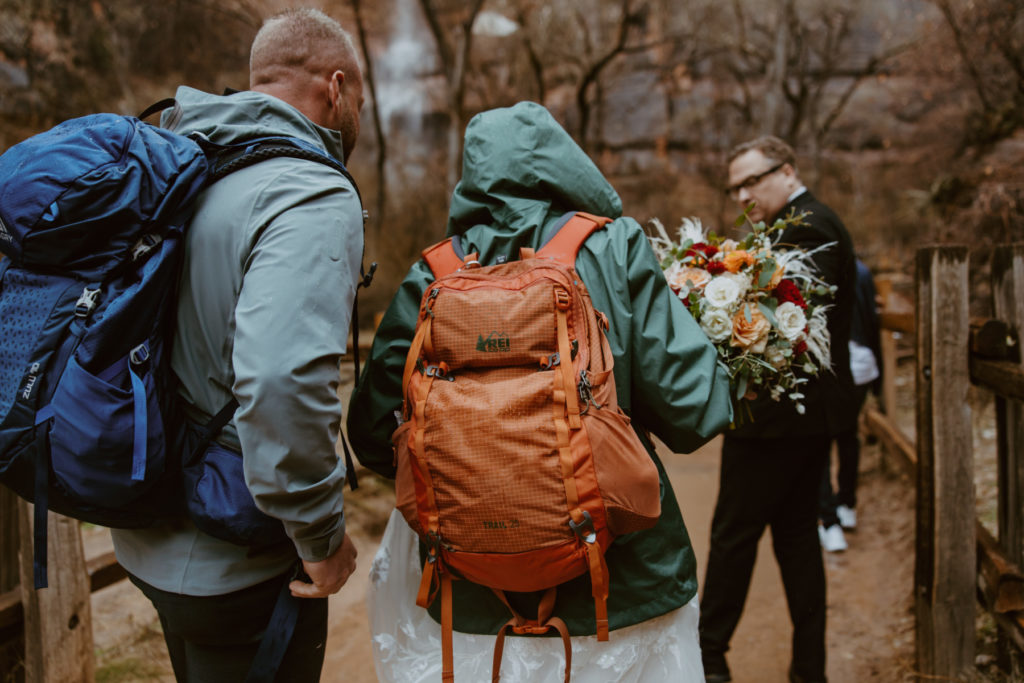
[
  {"xmin": 992, "ymin": 245, "xmax": 1024, "ymax": 566},
  {"xmin": 1, "ymin": 487, "xmax": 23, "ymax": 681},
  {"xmin": 914, "ymin": 246, "xmax": 975, "ymax": 679},
  {"xmin": 992, "ymin": 244, "xmax": 1024, "ymax": 675},
  {"xmin": 16, "ymin": 503, "xmax": 93, "ymax": 683}
]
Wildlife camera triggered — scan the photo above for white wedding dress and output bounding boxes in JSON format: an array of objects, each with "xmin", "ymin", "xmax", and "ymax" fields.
[{"xmin": 367, "ymin": 509, "xmax": 707, "ymax": 683}]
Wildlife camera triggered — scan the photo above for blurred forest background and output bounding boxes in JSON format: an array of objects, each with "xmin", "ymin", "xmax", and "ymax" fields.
[{"xmin": 1, "ymin": 0, "xmax": 1022, "ymax": 322}]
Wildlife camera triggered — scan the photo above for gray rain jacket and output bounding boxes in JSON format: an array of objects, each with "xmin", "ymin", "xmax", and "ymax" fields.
[{"xmin": 112, "ymin": 87, "xmax": 363, "ymax": 595}]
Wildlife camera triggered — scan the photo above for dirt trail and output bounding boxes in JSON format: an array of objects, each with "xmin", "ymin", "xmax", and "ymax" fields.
[
  {"xmin": 664, "ymin": 436, "xmax": 916, "ymax": 682},
  {"xmin": 88, "ymin": 429, "xmax": 916, "ymax": 682}
]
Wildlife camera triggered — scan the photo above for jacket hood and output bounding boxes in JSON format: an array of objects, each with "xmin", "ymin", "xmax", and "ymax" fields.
[
  {"xmin": 446, "ymin": 102, "xmax": 622, "ymax": 238},
  {"xmin": 166, "ymin": 86, "xmax": 346, "ymax": 162}
]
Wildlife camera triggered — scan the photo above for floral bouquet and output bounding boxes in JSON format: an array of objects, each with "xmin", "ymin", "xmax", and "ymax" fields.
[{"xmin": 648, "ymin": 212, "xmax": 836, "ymax": 418}]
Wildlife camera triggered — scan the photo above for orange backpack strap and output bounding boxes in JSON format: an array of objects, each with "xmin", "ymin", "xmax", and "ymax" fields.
[
  {"xmin": 491, "ymin": 588, "xmax": 571, "ymax": 683},
  {"xmin": 441, "ymin": 573, "xmax": 455, "ymax": 683},
  {"xmin": 422, "ymin": 237, "xmax": 479, "ymax": 279},
  {"xmin": 536, "ymin": 212, "xmax": 612, "ymax": 266}
]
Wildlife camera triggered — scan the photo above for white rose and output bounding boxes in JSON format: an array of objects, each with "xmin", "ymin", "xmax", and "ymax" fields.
[
  {"xmin": 774, "ymin": 302, "xmax": 807, "ymax": 342},
  {"xmin": 703, "ymin": 276, "xmax": 742, "ymax": 309},
  {"xmin": 719, "ymin": 271, "xmax": 751, "ymax": 298},
  {"xmin": 700, "ymin": 308, "xmax": 733, "ymax": 343}
]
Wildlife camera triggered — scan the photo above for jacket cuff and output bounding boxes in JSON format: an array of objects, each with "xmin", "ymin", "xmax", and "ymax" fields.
[{"xmin": 289, "ymin": 513, "xmax": 346, "ymax": 562}]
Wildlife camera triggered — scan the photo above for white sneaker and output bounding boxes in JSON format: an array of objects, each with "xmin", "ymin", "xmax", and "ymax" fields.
[
  {"xmin": 819, "ymin": 524, "xmax": 848, "ymax": 552},
  {"xmin": 836, "ymin": 505, "xmax": 857, "ymax": 530}
]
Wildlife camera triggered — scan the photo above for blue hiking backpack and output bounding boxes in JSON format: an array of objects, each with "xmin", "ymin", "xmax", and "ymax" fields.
[{"xmin": 0, "ymin": 101, "xmax": 368, "ymax": 589}]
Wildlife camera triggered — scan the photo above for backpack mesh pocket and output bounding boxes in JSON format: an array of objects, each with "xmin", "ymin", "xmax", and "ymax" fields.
[
  {"xmin": 0, "ymin": 267, "xmax": 75, "ymax": 421},
  {"xmin": 48, "ymin": 351, "xmax": 166, "ymax": 506}
]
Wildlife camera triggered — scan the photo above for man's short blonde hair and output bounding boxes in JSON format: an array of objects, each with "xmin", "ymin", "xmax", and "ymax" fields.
[
  {"xmin": 727, "ymin": 135, "xmax": 797, "ymax": 169},
  {"xmin": 250, "ymin": 8, "xmax": 356, "ymax": 83}
]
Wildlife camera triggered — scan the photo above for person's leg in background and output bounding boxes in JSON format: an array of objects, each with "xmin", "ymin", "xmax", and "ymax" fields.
[
  {"xmin": 818, "ymin": 448, "xmax": 847, "ymax": 552},
  {"xmin": 835, "ymin": 385, "xmax": 870, "ymax": 530}
]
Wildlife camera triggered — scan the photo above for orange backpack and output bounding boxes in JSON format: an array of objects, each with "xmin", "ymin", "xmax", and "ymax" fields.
[{"xmin": 392, "ymin": 212, "xmax": 661, "ymax": 682}]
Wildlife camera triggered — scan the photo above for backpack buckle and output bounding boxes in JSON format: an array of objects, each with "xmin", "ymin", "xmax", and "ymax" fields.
[
  {"xmin": 425, "ymin": 364, "xmax": 454, "ymax": 381},
  {"xmin": 130, "ymin": 234, "xmax": 162, "ymax": 261},
  {"xmin": 569, "ymin": 510, "xmax": 596, "ymax": 543},
  {"xmin": 130, "ymin": 343, "xmax": 150, "ymax": 366},
  {"xmin": 74, "ymin": 287, "xmax": 101, "ymax": 318},
  {"xmin": 554, "ymin": 288, "xmax": 570, "ymax": 311},
  {"xmin": 425, "ymin": 531, "xmax": 444, "ymax": 559}
]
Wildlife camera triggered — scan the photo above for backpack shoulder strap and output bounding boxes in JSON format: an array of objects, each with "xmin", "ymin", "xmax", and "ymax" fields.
[
  {"xmin": 421, "ymin": 236, "xmax": 478, "ymax": 279},
  {"xmin": 536, "ymin": 212, "xmax": 612, "ymax": 266}
]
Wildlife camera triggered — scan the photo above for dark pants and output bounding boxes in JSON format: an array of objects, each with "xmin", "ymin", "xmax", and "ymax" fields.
[
  {"xmin": 699, "ymin": 434, "xmax": 829, "ymax": 682},
  {"xmin": 128, "ymin": 570, "xmax": 328, "ymax": 683},
  {"xmin": 820, "ymin": 385, "xmax": 870, "ymax": 525}
]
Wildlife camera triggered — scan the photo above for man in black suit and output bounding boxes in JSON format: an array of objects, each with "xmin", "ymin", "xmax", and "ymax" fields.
[{"xmin": 698, "ymin": 136, "xmax": 857, "ymax": 683}]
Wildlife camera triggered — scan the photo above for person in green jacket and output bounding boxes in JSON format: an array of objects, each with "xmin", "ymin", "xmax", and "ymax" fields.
[{"xmin": 347, "ymin": 101, "xmax": 733, "ymax": 681}]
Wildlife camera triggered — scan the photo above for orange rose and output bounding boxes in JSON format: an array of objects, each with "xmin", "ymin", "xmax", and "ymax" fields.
[
  {"xmin": 766, "ymin": 263, "xmax": 785, "ymax": 289},
  {"xmin": 669, "ymin": 266, "xmax": 711, "ymax": 292},
  {"xmin": 722, "ymin": 250, "xmax": 755, "ymax": 273},
  {"xmin": 730, "ymin": 304, "xmax": 770, "ymax": 353}
]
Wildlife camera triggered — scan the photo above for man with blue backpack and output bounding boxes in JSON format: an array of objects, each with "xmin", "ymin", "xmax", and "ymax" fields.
[{"xmin": 105, "ymin": 9, "xmax": 365, "ymax": 681}]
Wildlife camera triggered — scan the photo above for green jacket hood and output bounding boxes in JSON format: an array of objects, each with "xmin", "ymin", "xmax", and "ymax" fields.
[
  {"xmin": 167, "ymin": 86, "xmax": 346, "ymax": 162},
  {"xmin": 447, "ymin": 102, "xmax": 622, "ymax": 238}
]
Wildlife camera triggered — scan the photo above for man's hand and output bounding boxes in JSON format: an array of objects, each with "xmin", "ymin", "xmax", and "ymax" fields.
[{"xmin": 289, "ymin": 532, "xmax": 358, "ymax": 598}]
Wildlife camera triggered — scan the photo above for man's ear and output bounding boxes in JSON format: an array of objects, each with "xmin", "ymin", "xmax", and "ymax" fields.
[{"xmin": 327, "ymin": 70, "xmax": 345, "ymax": 108}]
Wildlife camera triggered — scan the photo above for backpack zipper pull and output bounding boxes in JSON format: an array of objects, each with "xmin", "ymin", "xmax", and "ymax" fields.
[{"xmin": 578, "ymin": 369, "xmax": 602, "ymax": 414}]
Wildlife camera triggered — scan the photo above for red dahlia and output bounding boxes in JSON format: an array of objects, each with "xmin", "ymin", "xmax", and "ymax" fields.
[
  {"xmin": 773, "ymin": 279, "xmax": 806, "ymax": 309},
  {"xmin": 686, "ymin": 242, "xmax": 719, "ymax": 260}
]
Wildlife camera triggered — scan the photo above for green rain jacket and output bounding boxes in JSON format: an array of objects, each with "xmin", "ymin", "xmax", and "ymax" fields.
[{"xmin": 347, "ymin": 101, "xmax": 732, "ymax": 634}]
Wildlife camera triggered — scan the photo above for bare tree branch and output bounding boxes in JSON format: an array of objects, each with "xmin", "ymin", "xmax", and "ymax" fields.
[
  {"xmin": 351, "ymin": 0, "xmax": 387, "ymax": 231},
  {"xmin": 417, "ymin": 0, "xmax": 485, "ymax": 191},
  {"xmin": 931, "ymin": 0, "xmax": 994, "ymax": 112}
]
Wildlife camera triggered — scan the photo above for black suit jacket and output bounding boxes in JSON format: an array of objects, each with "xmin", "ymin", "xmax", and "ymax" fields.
[{"xmin": 731, "ymin": 190, "xmax": 858, "ymax": 439}]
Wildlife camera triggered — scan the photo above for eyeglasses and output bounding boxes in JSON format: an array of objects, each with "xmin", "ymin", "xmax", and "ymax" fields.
[{"xmin": 724, "ymin": 162, "xmax": 785, "ymax": 199}]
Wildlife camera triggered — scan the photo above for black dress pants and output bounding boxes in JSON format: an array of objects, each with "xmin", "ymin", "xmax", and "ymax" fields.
[
  {"xmin": 129, "ymin": 570, "xmax": 328, "ymax": 683},
  {"xmin": 699, "ymin": 433, "xmax": 830, "ymax": 682}
]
